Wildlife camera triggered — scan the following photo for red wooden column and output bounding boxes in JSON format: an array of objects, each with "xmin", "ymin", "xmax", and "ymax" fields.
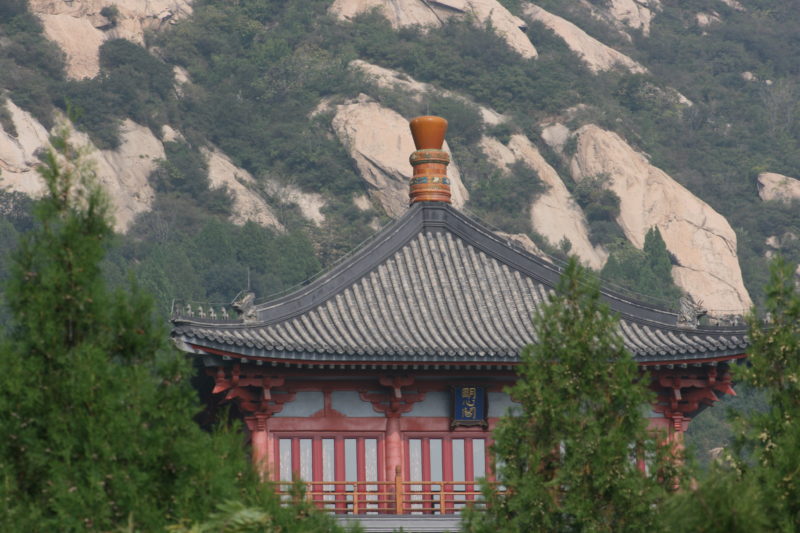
[
  {"xmin": 385, "ymin": 414, "xmax": 403, "ymax": 487},
  {"xmin": 335, "ymin": 437, "xmax": 346, "ymax": 513},
  {"xmin": 360, "ymin": 376, "xmax": 425, "ymax": 514},
  {"xmin": 245, "ymin": 413, "xmax": 270, "ymax": 478},
  {"xmin": 442, "ymin": 439, "xmax": 454, "ymax": 514}
]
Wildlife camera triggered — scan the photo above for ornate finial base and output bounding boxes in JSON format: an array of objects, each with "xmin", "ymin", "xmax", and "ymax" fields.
[{"xmin": 409, "ymin": 149, "xmax": 451, "ymax": 204}]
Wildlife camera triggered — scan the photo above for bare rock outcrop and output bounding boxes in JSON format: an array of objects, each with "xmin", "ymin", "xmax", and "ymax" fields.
[
  {"xmin": 570, "ymin": 125, "xmax": 751, "ymax": 313},
  {"xmin": 719, "ymin": 0, "xmax": 745, "ymax": 11},
  {"xmin": 757, "ymin": 172, "xmax": 800, "ymax": 204},
  {"xmin": 330, "ymin": 0, "xmax": 537, "ymax": 59},
  {"xmin": 352, "ymin": 194, "xmax": 372, "ymax": 212},
  {"xmin": 578, "ymin": 0, "xmax": 660, "ymax": 37},
  {"xmin": 160, "ymin": 124, "xmax": 185, "ymax": 143},
  {"xmin": 0, "ymin": 100, "xmax": 51, "ymax": 196},
  {"xmin": 35, "ymin": 12, "xmax": 106, "ymax": 80},
  {"xmin": 540, "ymin": 122, "xmax": 571, "ymax": 153},
  {"xmin": 82, "ymin": 120, "xmax": 161, "ymax": 232},
  {"xmin": 0, "ymin": 101, "xmax": 288, "ymax": 233},
  {"xmin": 351, "ymin": 60, "xmax": 505, "ymax": 126},
  {"xmin": 0, "ymin": 101, "xmax": 159, "ymax": 232},
  {"xmin": 480, "ymin": 135, "xmax": 517, "ymax": 169},
  {"xmin": 524, "ymin": 4, "xmax": 646, "ymax": 74},
  {"xmin": 173, "ymin": 66, "xmax": 192, "ymax": 96},
  {"xmin": 480, "ymin": 134, "xmax": 607, "ymax": 270},
  {"xmin": 696, "ymin": 12, "xmax": 721, "ymax": 27},
  {"xmin": 202, "ymin": 147, "xmax": 283, "ymax": 231},
  {"xmin": 265, "ymin": 181, "xmax": 327, "ymax": 226},
  {"xmin": 606, "ymin": 0, "xmax": 660, "ymax": 36},
  {"xmin": 332, "ymin": 95, "xmax": 468, "ymax": 218},
  {"xmin": 29, "ymin": 0, "xmax": 192, "ymax": 79},
  {"xmin": 764, "ymin": 232, "xmax": 798, "ymax": 259}
]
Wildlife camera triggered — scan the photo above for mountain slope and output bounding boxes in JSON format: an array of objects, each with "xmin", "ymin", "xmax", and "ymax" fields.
[{"xmin": 1, "ymin": 0, "xmax": 798, "ymax": 316}]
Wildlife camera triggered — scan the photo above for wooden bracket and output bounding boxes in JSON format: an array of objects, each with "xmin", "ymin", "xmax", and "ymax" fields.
[
  {"xmin": 361, "ymin": 376, "xmax": 425, "ymax": 417},
  {"xmin": 208, "ymin": 366, "xmax": 293, "ymax": 417}
]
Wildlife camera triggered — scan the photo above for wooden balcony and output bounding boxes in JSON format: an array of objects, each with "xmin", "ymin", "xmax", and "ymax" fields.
[{"xmin": 276, "ymin": 476, "xmax": 501, "ymax": 516}]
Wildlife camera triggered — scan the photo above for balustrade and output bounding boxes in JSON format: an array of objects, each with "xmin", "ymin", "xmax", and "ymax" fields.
[{"xmin": 275, "ymin": 472, "xmax": 501, "ymax": 515}]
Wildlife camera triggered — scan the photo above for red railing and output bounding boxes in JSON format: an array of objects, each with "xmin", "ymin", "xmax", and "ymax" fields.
[{"xmin": 276, "ymin": 475, "xmax": 501, "ymax": 515}]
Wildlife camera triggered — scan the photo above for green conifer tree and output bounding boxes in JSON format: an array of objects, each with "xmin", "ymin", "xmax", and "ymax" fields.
[
  {"xmin": 0, "ymin": 129, "xmax": 343, "ymax": 531},
  {"xmin": 464, "ymin": 258, "xmax": 679, "ymax": 533},
  {"xmin": 601, "ymin": 227, "xmax": 681, "ymax": 306},
  {"xmin": 643, "ymin": 227, "xmax": 673, "ymax": 283},
  {"xmin": 656, "ymin": 257, "xmax": 800, "ymax": 533},
  {"xmin": 734, "ymin": 256, "xmax": 800, "ymax": 531}
]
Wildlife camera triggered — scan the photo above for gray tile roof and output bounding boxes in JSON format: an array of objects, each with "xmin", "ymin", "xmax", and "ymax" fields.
[{"xmin": 171, "ymin": 203, "xmax": 748, "ymax": 365}]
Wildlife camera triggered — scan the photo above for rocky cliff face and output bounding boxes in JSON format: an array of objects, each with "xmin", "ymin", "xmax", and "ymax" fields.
[
  {"xmin": 0, "ymin": 99, "xmax": 51, "ymax": 196},
  {"xmin": 570, "ymin": 125, "xmax": 752, "ymax": 313},
  {"xmin": 757, "ymin": 172, "xmax": 800, "ymax": 204},
  {"xmin": 0, "ymin": 99, "xmax": 160, "ymax": 232},
  {"xmin": 0, "ymin": 99, "xmax": 296, "ymax": 233},
  {"xmin": 202, "ymin": 147, "xmax": 284, "ymax": 231},
  {"xmin": 29, "ymin": 0, "xmax": 192, "ymax": 78},
  {"xmin": 330, "ymin": 0, "xmax": 537, "ymax": 59},
  {"xmin": 480, "ymin": 134, "xmax": 607, "ymax": 270},
  {"xmin": 351, "ymin": 60, "xmax": 506, "ymax": 126},
  {"xmin": 592, "ymin": 0, "xmax": 661, "ymax": 36},
  {"xmin": 524, "ymin": 4, "xmax": 646, "ymax": 74},
  {"xmin": 9, "ymin": 0, "xmax": 781, "ymax": 317}
]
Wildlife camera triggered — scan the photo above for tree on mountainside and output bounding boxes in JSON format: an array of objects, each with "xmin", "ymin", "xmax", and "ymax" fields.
[
  {"xmin": 463, "ymin": 258, "xmax": 680, "ymax": 533},
  {"xmin": 0, "ymin": 128, "xmax": 344, "ymax": 531},
  {"xmin": 602, "ymin": 227, "xmax": 682, "ymax": 306},
  {"xmin": 657, "ymin": 257, "xmax": 800, "ymax": 533},
  {"xmin": 734, "ymin": 257, "xmax": 800, "ymax": 531}
]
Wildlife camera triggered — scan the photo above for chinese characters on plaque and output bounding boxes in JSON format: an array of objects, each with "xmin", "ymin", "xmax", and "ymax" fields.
[{"xmin": 451, "ymin": 385, "xmax": 487, "ymax": 427}]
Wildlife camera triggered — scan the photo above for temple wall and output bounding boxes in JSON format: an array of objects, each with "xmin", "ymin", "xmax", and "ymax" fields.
[
  {"xmin": 331, "ymin": 390, "xmax": 383, "ymax": 417},
  {"xmin": 273, "ymin": 391, "xmax": 323, "ymax": 417},
  {"xmin": 408, "ymin": 391, "xmax": 449, "ymax": 417},
  {"xmin": 270, "ymin": 387, "xmax": 520, "ymax": 420}
]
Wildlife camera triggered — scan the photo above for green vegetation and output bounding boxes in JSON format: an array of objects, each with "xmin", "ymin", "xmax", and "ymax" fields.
[
  {"xmin": 62, "ymin": 38, "xmax": 175, "ymax": 149},
  {"xmin": 0, "ymin": 128, "xmax": 345, "ymax": 531},
  {"xmin": 118, "ymin": 208, "xmax": 322, "ymax": 307},
  {"xmin": 0, "ymin": 0, "xmax": 64, "ymax": 127},
  {"xmin": 735, "ymin": 257, "xmax": 800, "ymax": 529},
  {"xmin": 465, "ymin": 259, "xmax": 678, "ymax": 532},
  {"xmin": 151, "ymin": 140, "xmax": 232, "ymax": 215},
  {"xmin": 685, "ymin": 385, "xmax": 767, "ymax": 469},
  {"xmin": 572, "ymin": 174, "xmax": 625, "ymax": 246},
  {"xmin": 99, "ymin": 5, "xmax": 119, "ymax": 28},
  {"xmin": 0, "ymin": 129, "xmax": 251, "ymax": 529},
  {"xmin": 470, "ymin": 161, "xmax": 545, "ymax": 234},
  {"xmin": 602, "ymin": 227, "xmax": 682, "ymax": 307},
  {"xmin": 661, "ymin": 257, "xmax": 800, "ymax": 531}
]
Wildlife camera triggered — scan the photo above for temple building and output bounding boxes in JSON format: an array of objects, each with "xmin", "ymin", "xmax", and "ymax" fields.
[{"xmin": 170, "ymin": 116, "xmax": 748, "ymax": 529}]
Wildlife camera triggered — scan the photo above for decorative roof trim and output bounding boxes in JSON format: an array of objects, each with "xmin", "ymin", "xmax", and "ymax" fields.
[
  {"xmin": 183, "ymin": 338, "xmax": 746, "ymax": 367},
  {"xmin": 174, "ymin": 203, "xmax": 744, "ymax": 333},
  {"xmin": 190, "ymin": 344, "xmax": 519, "ymax": 371}
]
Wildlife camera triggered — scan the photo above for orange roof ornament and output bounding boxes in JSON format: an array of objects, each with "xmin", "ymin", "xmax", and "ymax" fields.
[{"xmin": 409, "ymin": 115, "xmax": 451, "ymax": 205}]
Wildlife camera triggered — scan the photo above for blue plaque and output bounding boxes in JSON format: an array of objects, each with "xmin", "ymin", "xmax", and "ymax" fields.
[{"xmin": 451, "ymin": 385, "xmax": 487, "ymax": 428}]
